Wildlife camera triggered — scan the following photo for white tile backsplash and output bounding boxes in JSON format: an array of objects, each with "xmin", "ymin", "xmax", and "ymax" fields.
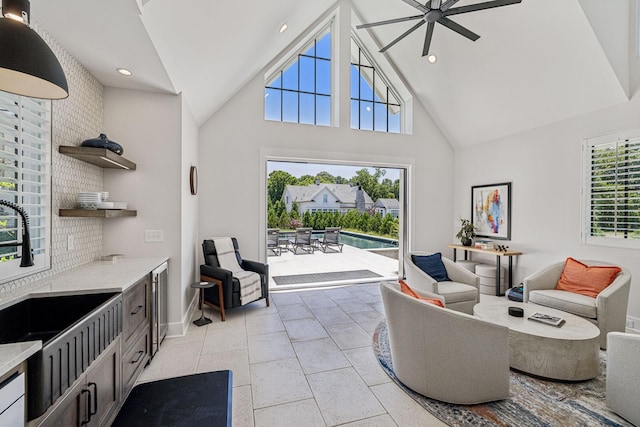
[{"xmin": 0, "ymin": 22, "xmax": 104, "ymax": 294}]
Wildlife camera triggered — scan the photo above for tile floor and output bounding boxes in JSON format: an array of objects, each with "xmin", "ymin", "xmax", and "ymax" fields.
[{"xmin": 137, "ymin": 282, "xmax": 447, "ymax": 426}]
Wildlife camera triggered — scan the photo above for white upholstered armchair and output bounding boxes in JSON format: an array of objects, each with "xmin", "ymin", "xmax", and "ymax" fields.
[
  {"xmin": 523, "ymin": 260, "xmax": 631, "ymax": 349},
  {"xmin": 606, "ymin": 332, "xmax": 640, "ymax": 426},
  {"xmin": 380, "ymin": 282, "xmax": 510, "ymax": 404},
  {"xmin": 405, "ymin": 252, "xmax": 480, "ymax": 314}
]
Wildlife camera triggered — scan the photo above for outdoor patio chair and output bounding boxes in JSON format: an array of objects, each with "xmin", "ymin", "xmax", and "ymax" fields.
[
  {"xmin": 289, "ymin": 227, "xmax": 314, "ymax": 254},
  {"xmin": 267, "ymin": 228, "xmax": 281, "ymax": 256},
  {"xmin": 319, "ymin": 227, "xmax": 343, "ymax": 253}
]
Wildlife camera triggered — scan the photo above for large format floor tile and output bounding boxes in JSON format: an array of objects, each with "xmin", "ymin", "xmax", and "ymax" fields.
[
  {"xmin": 307, "ymin": 367, "xmax": 386, "ymax": 426},
  {"xmin": 136, "ymin": 281, "xmax": 447, "ymax": 427}
]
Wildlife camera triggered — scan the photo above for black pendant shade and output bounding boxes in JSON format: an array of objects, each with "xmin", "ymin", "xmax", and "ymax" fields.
[{"xmin": 0, "ymin": 0, "xmax": 68, "ymax": 99}]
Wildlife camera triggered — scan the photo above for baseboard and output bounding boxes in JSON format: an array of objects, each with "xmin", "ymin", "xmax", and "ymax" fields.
[
  {"xmin": 626, "ymin": 315, "xmax": 640, "ymax": 334},
  {"xmin": 166, "ymin": 292, "xmax": 199, "ymax": 337}
]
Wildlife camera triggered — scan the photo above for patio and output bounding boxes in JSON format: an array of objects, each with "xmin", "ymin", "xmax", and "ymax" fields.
[{"xmin": 268, "ymin": 244, "xmax": 399, "ymax": 290}]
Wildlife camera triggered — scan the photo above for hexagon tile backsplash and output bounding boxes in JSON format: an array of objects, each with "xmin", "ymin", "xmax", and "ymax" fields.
[{"xmin": 1, "ymin": 23, "xmax": 105, "ymax": 294}]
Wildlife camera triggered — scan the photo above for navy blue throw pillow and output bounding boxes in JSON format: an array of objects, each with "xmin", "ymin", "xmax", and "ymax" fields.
[{"xmin": 411, "ymin": 253, "xmax": 450, "ymax": 282}]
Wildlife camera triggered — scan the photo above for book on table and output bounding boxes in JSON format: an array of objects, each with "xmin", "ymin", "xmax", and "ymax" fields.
[{"xmin": 528, "ymin": 312, "xmax": 565, "ymax": 327}]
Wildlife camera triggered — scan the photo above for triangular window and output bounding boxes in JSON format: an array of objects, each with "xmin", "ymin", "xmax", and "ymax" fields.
[
  {"xmin": 350, "ymin": 37, "xmax": 401, "ymax": 133},
  {"xmin": 265, "ymin": 27, "xmax": 332, "ymax": 126}
]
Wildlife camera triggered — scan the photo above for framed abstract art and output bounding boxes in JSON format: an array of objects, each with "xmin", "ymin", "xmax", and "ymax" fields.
[{"xmin": 471, "ymin": 182, "xmax": 511, "ymax": 240}]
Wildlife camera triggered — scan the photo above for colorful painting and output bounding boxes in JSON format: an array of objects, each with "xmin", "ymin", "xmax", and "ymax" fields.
[{"xmin": 471, "ymin": 182, "xmax": 511, "ymax": 240}]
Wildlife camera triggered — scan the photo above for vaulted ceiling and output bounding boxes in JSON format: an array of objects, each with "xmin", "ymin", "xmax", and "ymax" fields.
[{"xmin": 31, "ymin": 0, "xmax": 635, "ymax": 148}]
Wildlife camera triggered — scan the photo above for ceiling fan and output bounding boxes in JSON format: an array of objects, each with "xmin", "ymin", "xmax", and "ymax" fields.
[{"xmin": 356, "ymin": 0, "xmax": 522, "ymax": 57}]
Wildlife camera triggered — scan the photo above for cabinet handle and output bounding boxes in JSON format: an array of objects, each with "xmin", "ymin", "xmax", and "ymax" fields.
[
  {"xmin": 131, "ymin": 304, "xmax": 143, "ymax": 315},
  {"xmin": 81, "ymin": 389, "xmax": 92, "ymax": 425},
  {"xmin": 89, "ymin": 382, "xmax": 98, "ymax": 417},
  {"xmin": 131, "ymin": 350, "xmax": 144, "ymax": 364}
]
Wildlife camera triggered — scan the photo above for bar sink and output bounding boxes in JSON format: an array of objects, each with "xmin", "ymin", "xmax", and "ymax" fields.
[{"xmin": 0, "ymin": 292, "xmax": 123, "ymax": 420}]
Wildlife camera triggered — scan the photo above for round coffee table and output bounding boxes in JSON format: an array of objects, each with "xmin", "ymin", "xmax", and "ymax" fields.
[{"xmin": 473, "ymin": 302, "xmax": 600, "ymax": 381}]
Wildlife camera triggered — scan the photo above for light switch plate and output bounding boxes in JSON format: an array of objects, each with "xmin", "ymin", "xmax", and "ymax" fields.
[{"xmin": 145, "ymin": 230, "xmax": 164, "ymax": 243}]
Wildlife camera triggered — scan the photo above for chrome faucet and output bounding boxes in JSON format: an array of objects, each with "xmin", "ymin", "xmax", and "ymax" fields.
[{"xmin": 0, "ymin": 200, "xmax": 34, "ymax": 267}]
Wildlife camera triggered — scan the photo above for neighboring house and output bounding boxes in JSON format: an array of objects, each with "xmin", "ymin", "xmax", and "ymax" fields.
[
  {"xmin": 374, "ymin": 198, "xmax": 400, "ymax": 218},
  {"xmin": 282, "ymin": 183, "xmax": 373, "ymax": 214}
]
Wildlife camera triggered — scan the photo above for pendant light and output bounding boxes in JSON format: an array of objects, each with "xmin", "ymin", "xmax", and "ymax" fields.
[{"xmin": 0, "ymin": 0, "xmax": 69, "ymax": 99}]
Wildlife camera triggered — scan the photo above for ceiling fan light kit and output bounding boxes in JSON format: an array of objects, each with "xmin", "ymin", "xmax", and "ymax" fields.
[{"xmin": 357, "ymin": 0, "xmax": 522, "ymax": 58}]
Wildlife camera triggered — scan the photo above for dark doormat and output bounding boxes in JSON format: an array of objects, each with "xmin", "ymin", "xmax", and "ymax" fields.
[
  {"xmin": 112, "ymin": 371, "xmax": 232, "ymax": 427},
  {"xmin": 273, "ymin": 270, "xmax": 381, "ymax": 285}
]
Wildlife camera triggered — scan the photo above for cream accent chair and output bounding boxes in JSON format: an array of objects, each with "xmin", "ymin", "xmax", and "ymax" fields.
[
  {"xmin": 380, "ymin": 282, "xmax": 510, "ymax": 404},
  {"xmin": 405, "ymin": 252, "xmax": 480, "ymax": 314},
  {"xmin": 606, "ymin": 332, "xmax": 640, "ymax": 426},
  {"xmin": 522, "ymin": 260, "xmax": 631, "ymax": 349}
]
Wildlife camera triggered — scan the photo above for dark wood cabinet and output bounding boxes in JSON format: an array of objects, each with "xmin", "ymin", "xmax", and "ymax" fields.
[
  {"xmin": 120, "ymin": 274, "xmax": 152, "ymax": 401},
  {"xmin": 34, "ymin": 338, "xmax": 120, "ymax": 427}
]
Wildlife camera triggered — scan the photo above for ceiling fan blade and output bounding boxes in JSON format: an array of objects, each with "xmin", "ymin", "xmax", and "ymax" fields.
[
  {"xmin": 356, "ymin": 15, "xmax": 424, "ymax": 29},
  {"xmin": 430, "ymin": 0, "xmax": 442, "ymax": 8},
  {"xmin": 441, "ymin": 0, "xmax": 460, "ymax": 11},
  {"xmin": 380, "ymin": 19, "xmax": 427, "ymax": 53},
  {"xmin": 422, "ymin": 21, "xmax": 435, "ymax": 56},
  {"xmin": 444, "ymin": 0, "xmax": 522, "ymax": 17},
  {"xmin": 437, "ymin": 16, "xmax": 480, "ymax": 41},
  {"xmin": 400, "ymin": 0, "xmax": 430, "ymax": 13}
]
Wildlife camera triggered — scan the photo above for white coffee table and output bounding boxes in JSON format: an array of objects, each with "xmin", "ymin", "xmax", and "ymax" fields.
[{"xmin": 473, "ymin": 302, "xmax": 600, "ymax": 381}]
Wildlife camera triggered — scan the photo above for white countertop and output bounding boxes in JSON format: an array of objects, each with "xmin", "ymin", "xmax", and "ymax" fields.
[
  {"xmin": 0, "ymin": 341, "xmax": 41, "ymax": 378},
  {"xmin": 0, "ymin": 256, "xmax": 168, "ymax": 377}
]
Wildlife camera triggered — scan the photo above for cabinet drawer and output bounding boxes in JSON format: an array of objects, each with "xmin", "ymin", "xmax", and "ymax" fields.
[
  {"xmin": 122, "ymin": 331, "xmax": 149, "ymax": 399},
  {"xmin": 123, "ymin": 275, "xmax": 149, "ymax": 346}
]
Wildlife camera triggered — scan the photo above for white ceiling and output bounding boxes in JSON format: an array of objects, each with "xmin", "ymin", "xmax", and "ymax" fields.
[{"xmin": 30, "ymin": 0, "xmax": 634, "ymax": 147}]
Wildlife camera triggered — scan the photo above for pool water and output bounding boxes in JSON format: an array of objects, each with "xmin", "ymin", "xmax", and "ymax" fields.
[
  {"xmin": 280, "ymin": 231, "xmax": 398, "ymax": 250},
  {"xmin": 335, "ymin": 232, "xmax": 398, "ymax": 249}
]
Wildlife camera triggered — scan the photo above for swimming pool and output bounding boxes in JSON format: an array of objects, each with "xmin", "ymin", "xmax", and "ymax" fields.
[
  {"xmin": 279, "ymin": 230, "xmax": 398, "ymax": 250},
  {"xmin": 338, "ymin": 231, "xmax": 398, "ymax": 249}
]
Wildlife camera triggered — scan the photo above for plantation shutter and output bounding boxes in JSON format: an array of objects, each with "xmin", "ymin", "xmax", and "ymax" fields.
[
  {"xmin": 0, "ymin": 91, "xmax": 51, "ymax": 278},
  {"xmin": 587, "ymin": 137, "xmax": 640, "ymax": 241}
]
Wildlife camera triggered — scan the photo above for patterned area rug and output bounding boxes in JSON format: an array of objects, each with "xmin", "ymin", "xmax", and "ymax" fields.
[{"xmin": 373, "ymin": 321, "xmax": 633, "ymax": 427}]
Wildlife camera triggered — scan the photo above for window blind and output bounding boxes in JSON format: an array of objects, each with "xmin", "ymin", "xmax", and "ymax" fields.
[
  {"xmin": 586, "ymin": 137, "xmax": 640, "ymax": 241},
  {"xmin": 0, "ymin": 91, "xmax": 51, "ymax": 280}
]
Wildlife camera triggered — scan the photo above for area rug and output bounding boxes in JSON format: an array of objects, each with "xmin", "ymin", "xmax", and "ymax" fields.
[
  {"xmin": 373, "ymin": 321, "xmax": 633, "ymax": 427},
  {"xmin": 272, "ymin": 269, "xmax": 381, "ymax": 285}
]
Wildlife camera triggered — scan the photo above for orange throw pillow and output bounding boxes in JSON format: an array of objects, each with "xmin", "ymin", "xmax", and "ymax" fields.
[
  {"xmin": 556, "ymin": 258, "xmax": 621, "ymax": 298},
  {"xmin": 398, "ymin": 280, "xmax": 445, "ymax": 307}
]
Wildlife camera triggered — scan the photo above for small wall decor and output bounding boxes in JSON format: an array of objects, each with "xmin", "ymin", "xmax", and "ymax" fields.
[
  {"xmin": 189, "ymin": 166, "xmax": 198, "ymax": 195},
  {"xmin": 471, "ymin": 182, "xmax": 511, "ymax": 240}
]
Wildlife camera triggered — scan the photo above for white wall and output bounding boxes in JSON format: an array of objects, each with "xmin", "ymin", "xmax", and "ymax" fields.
[
  {"xmin": 454, "ymin": 95, "xmax": 640, "ymax": 321},
  {"xmin": 102, "ymin": 88, "xmax": 184, "ymax": 332},
  {"xmin": 181, "ymin": 100, "xmax": 200, "ymax": 320},
  {"xmin": 198, "ymin": 76, "xmax": 454, "ymax": 265}
]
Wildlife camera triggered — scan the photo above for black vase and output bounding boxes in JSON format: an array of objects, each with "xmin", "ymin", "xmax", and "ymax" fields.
[
  {"xmin": 81, "ymin": 133, "xmax": 123, "ymax": 155},
  {"xmin": 461, "ymin": 238, "xmax": 472, "ymax": 247}
]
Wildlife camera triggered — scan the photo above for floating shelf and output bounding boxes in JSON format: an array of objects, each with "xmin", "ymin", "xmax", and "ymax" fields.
[
  {"xmin": 59, "ymin": 146, "xmax": 137, "ymax": 170},
  {"xmin": 59, "ymin": 209, "xmax": 137, "ymax": 218}
]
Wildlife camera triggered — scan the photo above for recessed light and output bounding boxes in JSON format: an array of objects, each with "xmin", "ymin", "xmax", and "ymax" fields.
[
  {"xmin": 427, "ymin": 54, "xmax": 437, "ymax": 64},
  {"xmin": 116, "ymin": 68, "xmax": 133, "ymax": 76},
  {"xmin": 279, "ymin": 22, "xmax": 288, "ymax": 33}
]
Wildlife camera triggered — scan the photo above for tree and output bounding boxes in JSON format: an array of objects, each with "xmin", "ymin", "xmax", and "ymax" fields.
[
  {"xmin": 354, "ymin": 168, "xmax": 385, "ymax": 200},
  {"xmin": 297, "ymin": 174, "xmax": 316, "ymax": 186},
  {"xmin": 268, "ymin": 170, "xmax": 297, "ymax": 205},
  {"xmin": 315, "ymin": 171, "xmax": 336, "ymax": 183}
]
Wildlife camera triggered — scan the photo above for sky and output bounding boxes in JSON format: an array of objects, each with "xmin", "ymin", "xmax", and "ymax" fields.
[{"xmin": 267, "ymin": 160, "xmax": 401, "ymax": 182}]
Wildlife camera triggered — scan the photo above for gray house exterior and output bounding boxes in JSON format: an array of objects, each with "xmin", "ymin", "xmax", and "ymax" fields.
[
  {"xmin": 374, "ymin": 198, "xmax": 400, "ymax": 218},
  {"xmin": 282, "ymin": 183, "xmax": 374, "ymax": 214}
]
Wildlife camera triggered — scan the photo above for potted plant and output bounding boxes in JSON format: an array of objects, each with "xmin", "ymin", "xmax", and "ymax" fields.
[{"xmin": 456, "ymin": 218, "xmax": 476, "ymax": 246}]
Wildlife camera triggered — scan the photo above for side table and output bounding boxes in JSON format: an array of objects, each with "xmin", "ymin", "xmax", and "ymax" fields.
[
  {"xmin": 448, "ymin": 244, "xmax": 523, "ymax": 296},
  {"xmin": 191, "ymin": 281, "xmax": 214, "ymax": 326}
]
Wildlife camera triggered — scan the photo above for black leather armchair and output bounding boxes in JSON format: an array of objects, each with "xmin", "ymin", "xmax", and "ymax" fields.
[{"xmin": 200, "ymin": 238, "xmax": 269, "ymax": 321}]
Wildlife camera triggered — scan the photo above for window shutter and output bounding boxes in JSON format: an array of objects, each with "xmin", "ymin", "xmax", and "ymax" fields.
[
  {"xmin": 0, "ymin": 92, "xmax": 51, "ymax": 277},
  {"xmin": 587, "ymin": 137, "xmax": 640, "ymax": 241}
]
